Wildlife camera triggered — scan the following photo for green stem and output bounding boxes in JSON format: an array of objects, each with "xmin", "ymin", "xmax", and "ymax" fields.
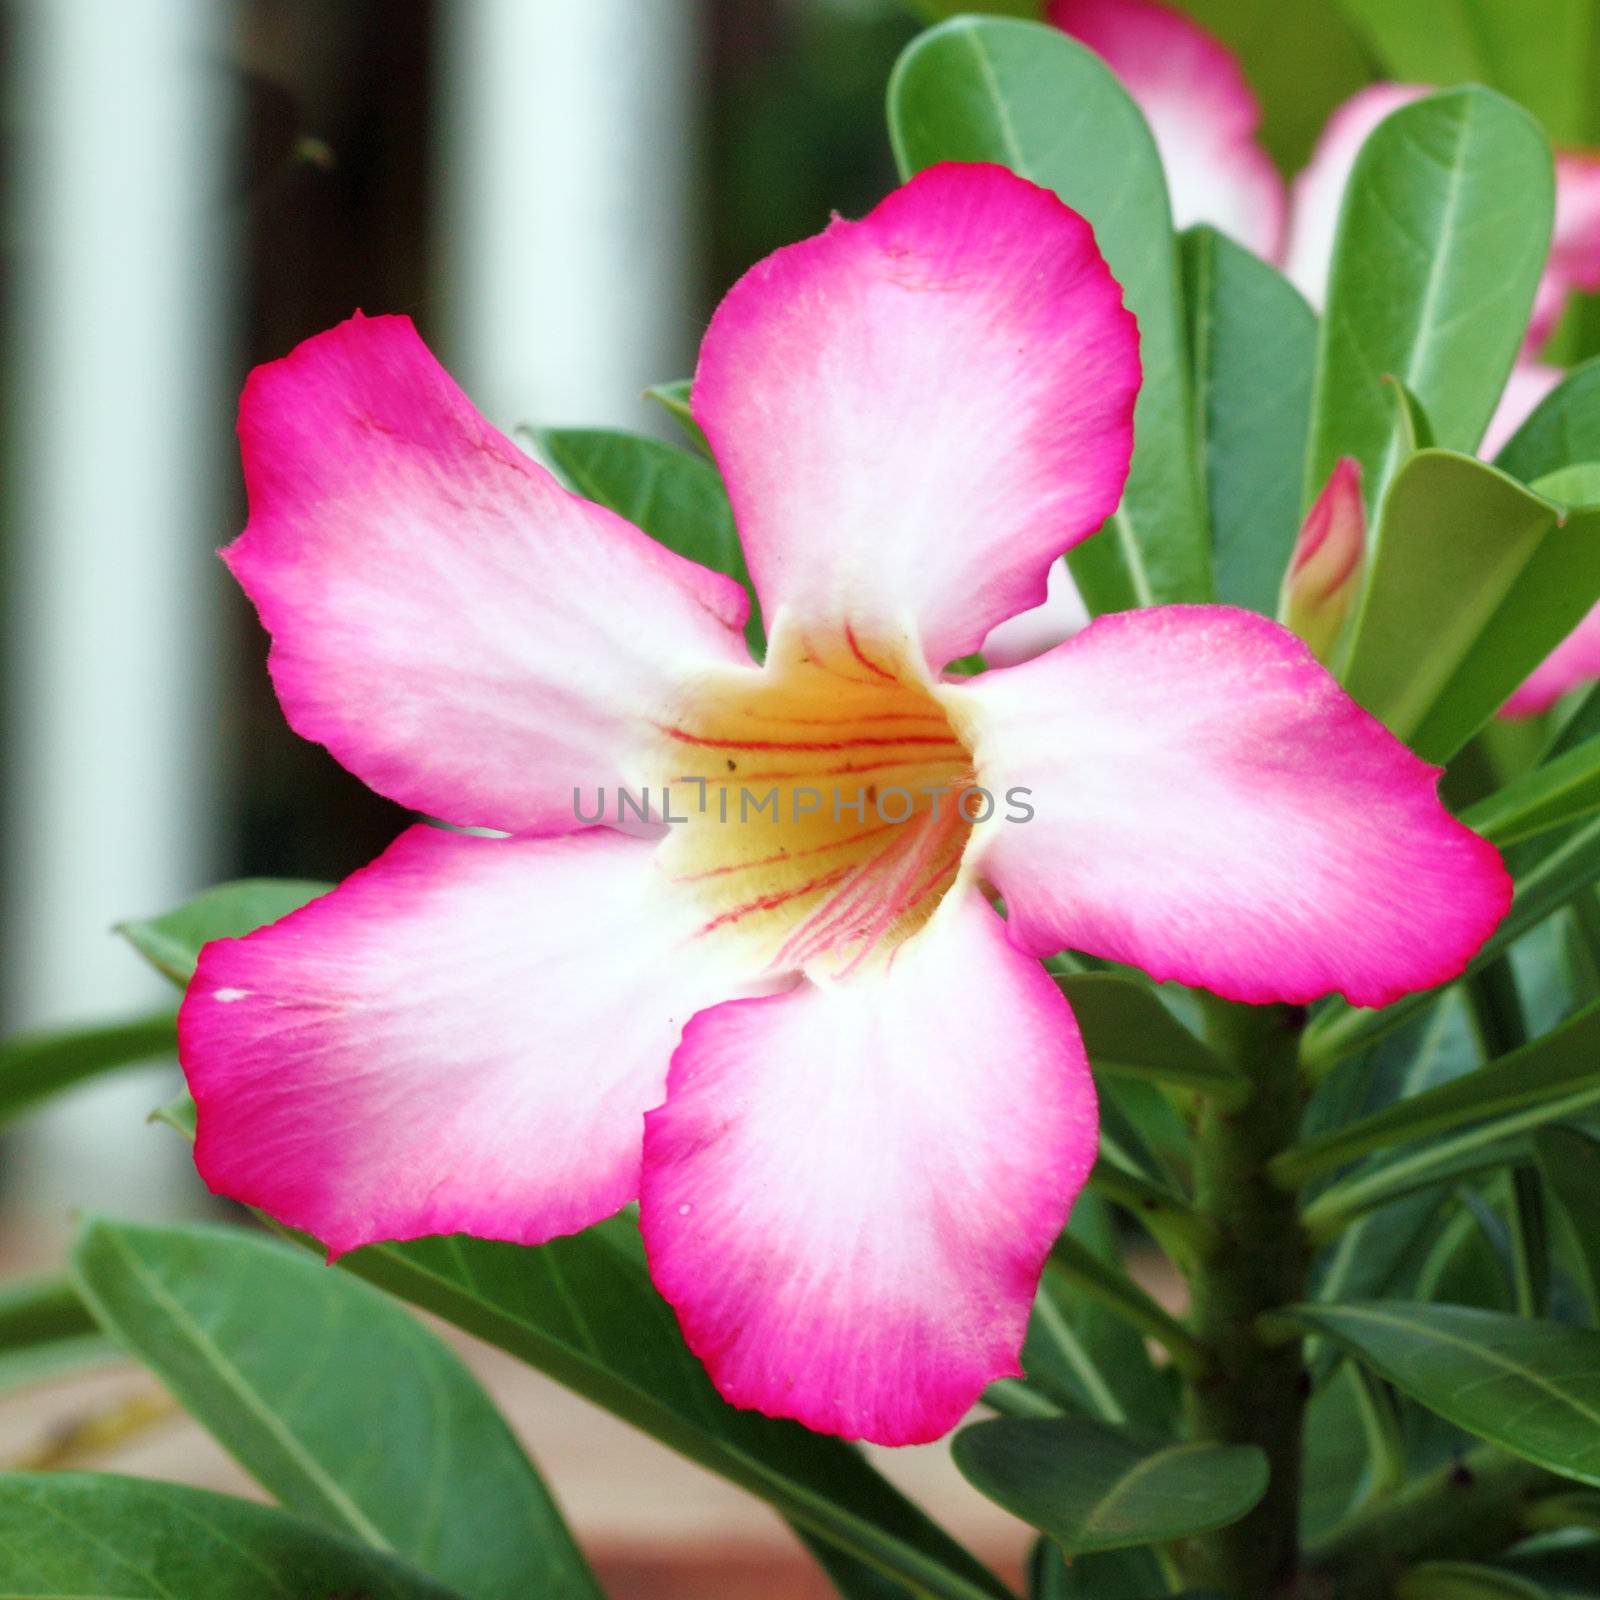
[
  {"xmin": 1306, "ymin": 1447, "xmax": 1568, "ymax": 1598},
  {"xmin": 1182, "ymin": 1002, "xmax": 1311, "ymax": 1600}
]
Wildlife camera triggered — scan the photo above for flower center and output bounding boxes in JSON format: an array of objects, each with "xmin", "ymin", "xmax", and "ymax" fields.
[{"xmin": 654, "ymin": 626, "xmax": 976, "ymax": 978}]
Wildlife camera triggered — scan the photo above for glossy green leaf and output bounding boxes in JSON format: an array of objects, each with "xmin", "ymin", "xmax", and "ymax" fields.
[
  {"xmin": 0, "ymin": 1011, "xmax": 176, "ymax": 1126},
  {"xmin": 338, "ymin": 1223, "xmax": 1008, "ymax": 1600},
  {"xmin": 1396, "ymin": 1562, "xmax": 1555, "ymax": 1599},
  {"xmin": 1026, "ymin": 1540, "xmax": 1214, "ymax": 1600},
  {"xmin": 1465, "ymin": 734, "xmax": 1600, "ymax": 847},
  {"xmin": 71, "ymin": 1217, "xmax": 598, "ymax": 1600},
  {"xmin": 118, "ymin": 877, "xmax": 330, "ymax": 985},
  {"xmin": 1334, "ymin": 0, "xmax": 1600, "ymax": 146},
  {"xmin": 539, "ymin": 426, "xmax": 740, "ymax": 578},
  {"xmin": 953, "ymin": 1415, "xmax": 1267, "ymax": 1555},
  {"xmin": 1307, "ymin": 88, "xmax": 1553, "ymax": 509},
  {"xmin": 1284, "ymin": 1302, "xmax": 1600, "ymax": 1486},
  {"xmin": 1388, "ymin": 375, "xmax": 1436, "ymax": 456},
  {"xmin": 1054, "ymin": 971, "xmax": 1245, "ymax": 1104},
  {"xmin": 644, "ymin": 378, "xmax": 709, "ymax": 453},
  {"xmin": 1545, "ymin": 681, "xmax": 1600, "ymax": 763},
  {"xmin": 802, "ymin": 1531, "xmax": 921, "ymax": 1600},
  {"xmin": 1275, "ymin": 997, "xmax": 1600, "ymax": 1187},
  {"xmin": 144, "ymin": 1088, "xmax": 999, "ymax": 1599},
  {"xmin": 0, "ymin": 1274, "xmax": 112, "ymax": 1393},
  {"xmin": 1497, "ymin": 358, "xmax": 1600, "ymax": 485},
  {"xmin": 1020, "ymin": 1193, "xmax": 1172, "ymax": 1429},
  {"xmin": 1339, "ymin": 452, "xmax": 1600, "ymax": 762},
  {"xmin": 1536, "ymin": 1125, "xmax": 1600, "ymax": 1318},
  {"xmin": 1181, "ymin": 225, "xmax": 1317, "ymax": 616},
  {"xmin": 1303, "ymin": 810, "xmax": 1600, "ymax": 1070},
  {"xmin": 540, "ymin": 425, "xmax": 761, "ymax": 652},
  {"xmin": 889, "ymin": 17, "xmax": 1211, "ymax": 611},
  {"xmin": 0, "ymin": 1473, "xmax": 466, "ymax": 1599}
]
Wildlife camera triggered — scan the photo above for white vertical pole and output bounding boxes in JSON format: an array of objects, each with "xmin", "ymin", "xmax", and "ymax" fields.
[
  {"xmin": 435, "ymin": 0, "xmax": 702, "ymax": 433},
  {"xmin": 3, "ymin": 0, "xmax": 231, "ymax": 1237}
]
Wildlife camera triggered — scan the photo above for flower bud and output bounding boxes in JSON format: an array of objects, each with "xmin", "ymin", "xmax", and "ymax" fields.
[{"xmin": 1280, "ymin": 458, "xmax": 1364, "ymax": 664}]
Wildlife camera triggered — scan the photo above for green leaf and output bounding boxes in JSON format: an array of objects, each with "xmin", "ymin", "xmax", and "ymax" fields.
[
  {"xmin": 643, "ymin": 378, "xmax": 709, "ymax": 453},
  {"xmin": 952, "ymin": 1415, "xmax": 1267, "ymax": 1555},
  {"xmin": 71, "ymin": 1217, "xmax": 597, "ymax": 1600},
  {"xmin": 1275, "ymin": 997, "xmax": 1600, "ymax": 1187},
  {"xmin": 1054, "ymin": 972, "xmax": 1246, "ymax": 1105},
  {"xmin": 1545, "ymin": 681, "xmax": 1600, "ymax": 763},
  {"xmin": 888, "ymin": 17, "xmax": 1211, "ymax": 611},
  {"xmin": 1465, "ymin": 734, "xmax": 1600, "ymax": 847},
  {"xmin": 539, "ymin": 425, "xmax": 762, "ymax": 653},
  {"xmin": 136, "ymin": 1128, "xmax": 996, "ymax": 1600},
  {"xmin": 1396, "ymin": 1562, "xmax": 1555, "ymax": 1599},
  {"xmin": 1047, "ymin": 1231, "xmax": 1210, "ymax": 1381},
  {"xmin": 0, "ymin": 1011, "xmax": 177, "ymax": 1126},
  {"xmin": 118, "ymin": 877, "xmax": 330, "ymax": 985},
  {"xmin": 1388, "ymin": 374, "xmax": 1437, "ymax": 456},
  {"xmin": 1334, "ymin": 0, "xmax": 1600, "ymax": 146},
  {"xmin": 900, "ymin": 0, "xmax": 1041, "ymax": 20},
  {"xmin": 1306, "ymin": 88, "xmax": 1553, "ymax": 511},
  {"xmin": 1523, "ymin": 1488, "xmax": 1600, "ymax": 1534},
  {"xmin": 0, "ymin": 1275, "xmax": 112, "ymax": 1394},
  {"xmin": 337, "ymin": 1223, "xmax": 1009, "ymax": 1600},
  {"xmin": 1338, "ymin": 451, "xmax": 1600, "ymax": 763},
  {"xmin": 1497, "ymin": 358, "xmax": 1600, "ymax": 485},
  {"xmin": 1181, "ymin": 225, "xmax": 1317, "ymax": 616},
  {"xmin": 802, "ymin": 1531, "xmax": 921, "ymax": 1600},
  {"xmin": 1536, "ymin": 1125, "xmax": 1600, "ymax": 1318},
  {"xmin": 0, "ymin": 1472, "xmax": 466, "ymax": 1599},
  {"xmin": 1283, "ymin": 1302, "xmax": 1600, "ymax": 1486},
  {"xmin": 1303, "ymin": 810, "xmax": 1600, "ymax": 1069}
]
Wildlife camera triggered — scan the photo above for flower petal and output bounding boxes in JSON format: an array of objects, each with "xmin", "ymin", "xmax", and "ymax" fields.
[
  {"xmin": 639, "ymin": 886, "xmax": 1097, "ymax": 1445},
  {"xmin": 1282, "ymin": 84, "xmax": 1425, "ymax": 307},
  {"xmin": 1531, "ymin": 152, "xmax": 1600, "ymax": 350},
  {"xmin": 981, "ymin": 559, "xmax": 1091, "ymax": 669},
  {"xmin": 180, "ymin": 825, "xmax": 752, "ymax": 1257},
  {"xmin": 692, "ymin": 162, "xmax": 1139, "ymax": 672},
  {"xmin": 1502, "ymin": 604, "xmax": 1600, "ymax": 717},
  {"xmin": 952, "ymin": 606, "xmax": 1510, "ymax": 1008},
  {"xmin": 1047, "ymin": 0, "xmax": 1286, "ymax": 259},
  {"xmin": 1483, "ymin": 360, "xmax": 1563, "ymax": 461},
  {"xmin": 230, "ymin": 314, "xmax": 751, "ymax": 835}
]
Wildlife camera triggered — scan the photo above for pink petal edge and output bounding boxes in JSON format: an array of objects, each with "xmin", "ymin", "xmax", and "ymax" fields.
[
  {"xmin": 229, "ymin": 313, "xmax": 751, "ymax": 836},
  {"xmin": 639, "ymin": 885, "xmax": 1098, "ymax": 1446},
  {"xmin": 692, "ymin": 161, "xmax": 1139, "ymax": 671},
  {"xmin": 180, "ymin": 825, "xmax": 754, "ymax": 1258},
  {"xmin": 951, "ymin": 606, "xmax": 1511, "ymax": 1008}
]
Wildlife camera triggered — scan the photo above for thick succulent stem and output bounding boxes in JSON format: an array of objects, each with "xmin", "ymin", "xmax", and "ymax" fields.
[{"xmin": 1182, "ymin": 1001, "xmax": 1311, "ymax": 1599}]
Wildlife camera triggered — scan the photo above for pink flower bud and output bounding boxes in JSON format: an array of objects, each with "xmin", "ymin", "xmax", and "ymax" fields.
[{"xmin": 1280, "ymin": 458, "xmax": 1365, "ymax": 663}]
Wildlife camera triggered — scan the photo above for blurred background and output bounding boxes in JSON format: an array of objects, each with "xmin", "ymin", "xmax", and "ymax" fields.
[{"xmin": 0, "ymin": 0, "xmax": 1571, "ymax": 1592}]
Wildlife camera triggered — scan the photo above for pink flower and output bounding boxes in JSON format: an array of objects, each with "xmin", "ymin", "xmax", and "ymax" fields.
[
  {"xmin": 1281, "ymin": 459, "xmax": 1365, "ymax": 664},
  {"xmin": 1051, "ymin": 0, "xmax": 1600, "ymax": 716},
  {"xmin": 179, "ymin": 162, "xmax": 1508, "ymax": 1447}
]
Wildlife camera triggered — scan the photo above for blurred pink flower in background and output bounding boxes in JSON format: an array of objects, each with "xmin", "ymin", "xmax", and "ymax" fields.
[{"xmin": 1020, "ymin": 0, "xmax": 1600, "ymax": 716}]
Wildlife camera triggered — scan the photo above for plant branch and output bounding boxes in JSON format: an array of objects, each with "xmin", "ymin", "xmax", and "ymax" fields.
[{"xmin": 1181, "ymin": 1001, "xmax": 1311, "ymax": 1600}]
